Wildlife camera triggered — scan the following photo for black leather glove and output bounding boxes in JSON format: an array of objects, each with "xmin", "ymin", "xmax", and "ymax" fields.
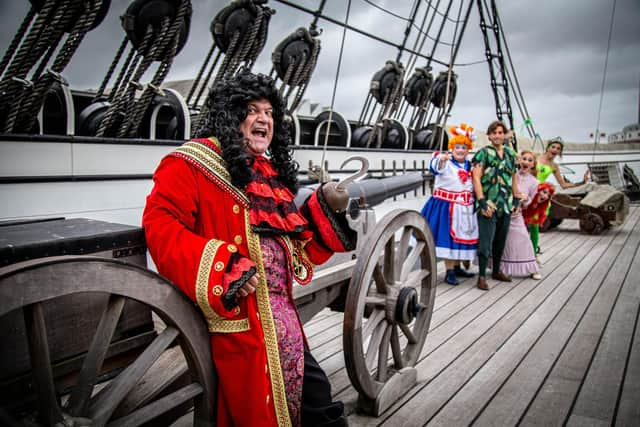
[{"xmin": 512, "ymin": 197, "xmax": 520, "ymax": 209}]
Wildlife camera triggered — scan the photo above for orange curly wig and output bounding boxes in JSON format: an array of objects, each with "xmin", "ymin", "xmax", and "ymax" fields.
[{"xmin": 448, "ymin": 123, "xmax": 475, "ymax": 150}]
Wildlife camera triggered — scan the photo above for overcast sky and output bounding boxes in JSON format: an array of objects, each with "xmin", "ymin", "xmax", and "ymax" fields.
[{"xmin": 1, "ymin": 0, "xmax": 638, "ymax": 143}]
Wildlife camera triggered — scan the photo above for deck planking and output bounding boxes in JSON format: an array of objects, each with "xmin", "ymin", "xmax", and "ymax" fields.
[{"xmin": 301, "ymin": 206, "xmax": 640, "ymax": 427}]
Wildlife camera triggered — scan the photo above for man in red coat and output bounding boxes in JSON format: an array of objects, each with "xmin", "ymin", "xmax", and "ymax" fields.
[{"xmin": 143, "ymin": 70, "xmax": 355, "ymax": 426}]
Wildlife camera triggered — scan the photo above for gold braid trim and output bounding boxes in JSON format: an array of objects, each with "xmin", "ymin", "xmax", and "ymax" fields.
[
  {"xmin": 245, "ymin": 210, "xmax": 292, "ymax": 427},
  {"xmin": 196, "ymin": 239, "xmax": 249, "ymax": 333},
  {"xmin": 174, "ymin": 141, "xmax": 249, "ymax": 206},
  {"xmin": 279, "ymin": 236, "xmax": 313, "ymax": 284}
]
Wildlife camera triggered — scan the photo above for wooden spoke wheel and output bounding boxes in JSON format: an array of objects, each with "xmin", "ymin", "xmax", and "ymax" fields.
[
  {"xmin": 0, "ymin": 256, "xmax": 215, "ymax": 427},
  {"xmin": 580, "ymin": 212, "xmax": 605, "ymax": 235},
  {"xmin": 343, "ymin": 210, "xmax": 437, "ymax": 415}
]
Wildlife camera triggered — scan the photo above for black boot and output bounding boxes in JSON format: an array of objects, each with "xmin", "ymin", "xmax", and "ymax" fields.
[
  {"xmin": 454, "ymin": 266, "xmax": 475, "ymax": 278},
  {"xmin": 445, "ymin": 269, "xmax": 459, "ymax": 285}
]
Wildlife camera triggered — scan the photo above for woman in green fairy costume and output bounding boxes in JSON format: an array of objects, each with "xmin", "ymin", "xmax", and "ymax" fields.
[
  {"xmin": 532, "ymin": 138, "xmax": 590, "ymax": 257},
  {"xmin": 536, "ymin": 138, "xmax": 589, "ymax": 187}
]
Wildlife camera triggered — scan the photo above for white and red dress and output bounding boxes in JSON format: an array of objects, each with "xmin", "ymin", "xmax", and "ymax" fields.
[{"xmin": 420, "ymin": 153, "xmax": 478, "ymax": 260}]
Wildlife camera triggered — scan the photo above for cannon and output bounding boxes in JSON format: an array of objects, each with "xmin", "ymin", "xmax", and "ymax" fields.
[
  {"xmin": 0, "ymin": 171, "xmax": 436, "ymax": 425},
  {"xmin": 543, "ymin": 183, "xmax": 630, "ymax": 234}
]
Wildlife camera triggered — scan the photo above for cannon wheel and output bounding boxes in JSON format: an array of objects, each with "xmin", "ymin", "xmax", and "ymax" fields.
[
  {"xmin": 343, "ymin": 210, "xmax": 437, "ymax": 415},
  {"xmin": 0, "ymin": 256, "xmax": 215, "ymax": 426},
  {"xmin": 580, "ymin": 212, "xmax": 605, "ymax": 235}
]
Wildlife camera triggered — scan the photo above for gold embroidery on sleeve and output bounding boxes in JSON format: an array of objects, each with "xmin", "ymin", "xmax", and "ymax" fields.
[{"xmin": 196, "ymin": 239, "xmax": 249, "ymax": 333}]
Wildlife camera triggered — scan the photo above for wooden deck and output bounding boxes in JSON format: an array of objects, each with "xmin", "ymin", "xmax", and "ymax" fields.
[{"xmin": 304, "ymin": 205, "xmax": 640, "ymax": 426}]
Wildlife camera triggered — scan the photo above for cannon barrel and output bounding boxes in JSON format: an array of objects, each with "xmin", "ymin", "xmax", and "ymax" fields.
[
  {"xmin": 294, "ymin": 172, "xmax": 426, "ymax": 208},
  {"xmin": 345, "ymin": 172, "xmax": 425, "ymax": 207}
]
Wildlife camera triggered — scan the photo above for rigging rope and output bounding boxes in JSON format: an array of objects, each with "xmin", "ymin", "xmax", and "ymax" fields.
[
  {"xmin": 123, "ymin": 5, "xmax": 187, "ymax": 136},
  {"xmin": 425, "ymin": 0, "xmax": 463, "ymax": 24},
  {"xmin": 93, "ymin": 36, "xmax": 129, "ymax": 102},
  {"xmin": 408, "ymin": 0, "xmax": 455, "ymax": 133},
  {"xmin": 186, "ymin": 44, "xmax": 215, "ymax": 103},
  {"xmin": 454, "ymin": 58, "xmax": 487, "ymax": 66},
  {"xmin": 320, "ymin": 0, "xmax": 351, "ymax": 169},
  {"xmin": 96, "ymin": 24, "xmax": 154, "ymax": 137},
  {"xmin": 477, "ymin": 0, "xmax": 518, "ymax": 146},
  {"xmin": 18, "ymin": 0, "xmax": 104, "ymax": 133},
  {"xmin": 495, "ymin": 8, "xmax": 536, "ymax": 138},
  {"xmin": 396, "ymin": 0, "xmax": 421, "ymax": 63},
  {"xmin": 401, "ymin": 0, "xmax": 443, "ymax": 127},
  {"xmin": 438, "ymin": 0, "xmax": 466, "ymax": 151},
  {"xmin": 272, "ymin": 25, "xmax": 321, "ymax": 113},
  {"xmin": 361, "ymin": 0, "xmax": 409, "ymax": 21},
  {"xmin": 0, "ymin": 0, "xmax": 58, "ymax": 132},
  {"xmin": 106, "ymin": 41, "xmax": 136, "ymax": 102},
  {"xmin": 408, "ymin": 0, "xmax": 467, "ymax": 49},
  {"xmin": 0, "ymin": 7, "xmax": 36, "ymax": 79},
  {"xmin": 287, "ymin": 38, "xmax": 321, "ymax": 112},
  {"xmin": 425, "ymin": 0, "xmax": 454, "ymax": 74},
  {"xmin": 591, "ymin": 0, "xmax": 617, "ymax": 162},
  {"xmin": 0, "ymin": 0, "xmax": 105, "ymax": 133},
  {"xmin": 273, "ymin": 0, "xmax": 452, "ymax": 67},
  {"xmin": 96, "ymin": 0, "xmax": 191, "ymax": 138},
  {"xmin": 404, "ymin": 0, "xmax": 436, "ymax": 76},
  {"xmin": 191, "ymin": 1, "xmax": 273, "ymax": 135}
]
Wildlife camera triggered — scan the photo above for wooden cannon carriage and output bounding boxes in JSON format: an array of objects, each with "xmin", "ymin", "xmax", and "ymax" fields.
[
  {"xmin": 0, "ymin": 171, "xmax": 437, "ymax": 426},
  {"xmin": 543, "ymin": 183, "xmax": 630, "ymax": 235}
]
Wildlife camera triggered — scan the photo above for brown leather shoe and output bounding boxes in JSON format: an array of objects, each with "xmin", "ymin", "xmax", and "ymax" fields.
[
  {"xmin": 477, "ymin": 276, "xmax": 489, "ymax": 290},
  {"xmin": 492, "ymin": 271, "xmax": 512, "ymax": 282}
]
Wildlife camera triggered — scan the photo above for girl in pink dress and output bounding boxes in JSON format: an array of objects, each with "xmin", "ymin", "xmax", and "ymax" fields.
[{"xmin": 498, "ymin": 150, "xmax": 541, "ymax": 279}]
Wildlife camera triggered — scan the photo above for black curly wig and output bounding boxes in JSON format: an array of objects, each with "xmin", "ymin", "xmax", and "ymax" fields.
[{"xmin": 195, "ymin": 70, "xmax": 298, "ymax": 193}]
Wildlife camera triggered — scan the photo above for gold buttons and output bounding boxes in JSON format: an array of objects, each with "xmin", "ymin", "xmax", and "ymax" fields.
[
  {"xmin": 214, "ymin": 261, "xmax": 224, "ymax": 272},
  {"xmin": 256, "ymin": 311, "xmax": 260, "ymax": 320},
  {"xmin": 212, "ymin": 285, "xmax": 223, "ymax": 296},
  {"xmin": 233, "ymin": 306, "xmax": 241, "ymax": 315},
  {"xmin": 232, "ymin": 204, "xmax": 240, "ymax": 214},
  {"xmin": 266, "ymin": 395, "xmax": 270, "ymax": 405},
  {"xmin": 234, "ymin": 235, "xmax": 243, "ymax": 245},
  {"xmin": 227, "ymin": 244, "xmax": 237, "ymax": 253},
  {"xmin": 265, "ymin": 364, "xmax": 268, "ymax": 374}
]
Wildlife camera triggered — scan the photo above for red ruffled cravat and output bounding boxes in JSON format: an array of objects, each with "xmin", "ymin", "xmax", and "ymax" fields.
[{"xmin": 246, "ymin": 156, "xmax": 307, "ymax": 235}]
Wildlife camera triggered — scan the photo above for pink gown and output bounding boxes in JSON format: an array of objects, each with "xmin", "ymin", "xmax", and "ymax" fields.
[{"xmin": 499, "ymin": 171, "xmax": 540, "ymax": 276}]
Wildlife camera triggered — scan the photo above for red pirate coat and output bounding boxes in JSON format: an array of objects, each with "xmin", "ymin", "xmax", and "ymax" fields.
[{"xmin": 142, "ymin": 138, "xmax": 354, "ymax": 427}]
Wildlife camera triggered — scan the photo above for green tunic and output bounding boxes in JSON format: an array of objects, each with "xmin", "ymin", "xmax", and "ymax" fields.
[{"xmin": 472, "ymin": 145, "xmax": 517, "ymax": 214}]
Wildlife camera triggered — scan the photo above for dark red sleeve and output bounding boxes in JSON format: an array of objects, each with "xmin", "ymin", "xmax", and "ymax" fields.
[{"xmin": 298, "ymin": 185, "xmax": 357, "ymax": 265}]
